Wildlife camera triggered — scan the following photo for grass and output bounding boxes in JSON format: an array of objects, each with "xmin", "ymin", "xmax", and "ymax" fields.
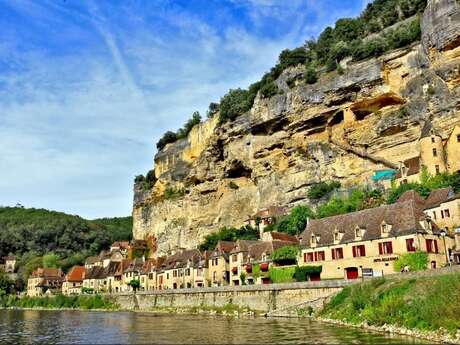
[
  {"xmin": 320, "ymin": 274, "xmax": 460, "ymax": 335},
  {"xmin": 0, "ymin": 294, "xmax": 118, "ymax": 310}
]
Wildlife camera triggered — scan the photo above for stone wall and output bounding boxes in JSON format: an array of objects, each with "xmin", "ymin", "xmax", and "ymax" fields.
[{"xmin": 114, "ymin": 280, "xmax": 353, "ymax": 313}]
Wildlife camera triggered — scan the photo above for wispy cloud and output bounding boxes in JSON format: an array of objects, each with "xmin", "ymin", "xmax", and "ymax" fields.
[{"xmin": 0, "ymin": 0, "xmax": 366, "ymax": 218}]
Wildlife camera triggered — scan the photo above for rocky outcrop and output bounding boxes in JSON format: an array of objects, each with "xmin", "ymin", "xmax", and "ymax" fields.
[{"xmin": 133, "ymin": 0, "xmax": 460, "ymax": 256}]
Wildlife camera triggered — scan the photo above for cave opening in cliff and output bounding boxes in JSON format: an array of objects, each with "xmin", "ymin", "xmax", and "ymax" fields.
[
  {"xmin": 351, "ymin": 93, "xmax": 406, "ymax": 121},
  {"xmin": 225, "ymin": 160, "xmax": 253, "ymax": 178},
  {"xmin": 329, "ymin": 111, "xmax": 344, "ymax": 126}
]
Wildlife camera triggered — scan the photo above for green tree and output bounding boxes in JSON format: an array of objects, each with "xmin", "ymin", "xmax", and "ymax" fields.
[
  {"xmin": 43, "ymin": 253, "xmax": 60, "ymax": 268},
  {"xmin": 271, "ymin": 246, "xmax": 299, "ymax": 265},
  {"xmin": 128, "ymin": 279, "xmax": 140, "ymax": 292},
  {"xmin": 394, "ymin": 252, "xmax": 428, "ymax": 272},
  {"xmin": 304, "ymin": 65, "xmax": 318, "ymax": 84},
  {"xmin": 286, "ymin": 206, "xmax": 316, "ymax": 235}
]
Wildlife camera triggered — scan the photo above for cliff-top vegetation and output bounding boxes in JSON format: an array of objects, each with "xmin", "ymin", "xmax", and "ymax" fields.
[{"xmin": 153, "ymin": 0, "xmax": 427, "ymax": 152}]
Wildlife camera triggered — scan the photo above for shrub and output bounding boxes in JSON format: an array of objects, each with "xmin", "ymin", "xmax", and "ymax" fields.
[
  {"xmin": 219, "ymin": 88, "xmax": 254, "ymax": 124},
  {"xmin": 156, "ymin": 131, "xmax": 177, "ymax": 151},
  {"xmin": 394, "ymin": 251, "xmax": 428, "ymax": 272},
  {"xmin": 304, "ymin": 65, "xmax": 318, "ymax": 84},
  {"xmin": 199, "ymin": 225, "xmax": 258, "ymax": 251},
  {"xmin": 308, "ymin": 181, "xmax": 341, "ymax": 200},
  {"xmin": 271, "ymin": 246, "xmax": 299, "ymax": 265},
  {"xmin": 294, "ymin": 266, "xmax": 322, "ymax": 282},
  {"xmin": 228, "ymin": 181, "xmax": 239, "ymax": 190},
  {"xmin": 207, "ymin": 102, "xmax": 219, "ymax": 118},
  {"xmin": 164, "ymin": 187, "xmax": 185, "ymax": 200}
]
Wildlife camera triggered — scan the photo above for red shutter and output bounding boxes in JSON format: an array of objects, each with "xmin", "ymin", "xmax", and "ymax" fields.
[
  {"xmin": 434, "ymin": 240, "xmax": 438, "ymax": 253},
  {"xmin": 361, "ymin": 245, "xmax": 366, "ymax": 257},
  {"xmin": 303, "ymin": 253, "xmax": 307, "ymax": 263},
  {"xmin": 406, "ymin": 239, "xmax": 410, "ymax": 252},
  {"xmin": 338, "ymin": 248, "xmax": 343, "ymax": 259},
  {"xmin": 426, "ymin": 239, "xmax": 431, "ymax": 252},
  {"xmin": 378, "ymin": 243, "xmax": 383, "ymax": 255},
  {"xmin": 314, "ymin": 252, "xmax": 318, "ymax": 262},
  {"xmin": 332, "ymin": 249, "xmax": 336, "ymax": 260},
  {"xmin": 388, "ymin": 242, "xmax": 393, "ymax": 254},
  {"xmin": 352, "ymin": 246, "xmax": 357, "ymax": 257}
]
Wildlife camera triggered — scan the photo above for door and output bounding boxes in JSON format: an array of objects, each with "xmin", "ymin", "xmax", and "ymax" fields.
[{"xmin": 345, "ymin": 267, "xmax": 359, "ymax": 280}]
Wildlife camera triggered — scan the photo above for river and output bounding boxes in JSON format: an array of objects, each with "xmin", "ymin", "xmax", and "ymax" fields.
[{"xmin": 0, "ymin": 309, "xmax": 428, "ymax": 344}]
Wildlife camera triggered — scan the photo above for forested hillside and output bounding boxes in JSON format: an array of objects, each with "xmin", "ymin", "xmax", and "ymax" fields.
[{"xmin": 0, "ymin": 207, "xmax": 132, "ymax": 281}]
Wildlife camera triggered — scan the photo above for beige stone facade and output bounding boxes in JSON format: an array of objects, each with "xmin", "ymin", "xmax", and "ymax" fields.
[{"xmin": 27, "ymin": 268, "xmax": 64, "ymax": 297}]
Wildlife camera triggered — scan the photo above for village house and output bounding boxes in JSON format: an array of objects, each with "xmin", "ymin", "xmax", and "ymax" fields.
[
  {"xmin": 193, "ymin": 251, "xmax": 209, "ymax": 288},
  {"xmin": 110, "ymin": 241, "xmax": 130, "ymax": 256},
  {"xmin": 62, "ymin": 266, "xmax": 85, "ymax": 295},
  {"xmin": 122, "ymin": 258, "xmax": 144, "ymax": 292},
  {"xmin": 243, "ymin": 240, "xmax": 296, "ymax": 284},
  {"xmin": 84, "ymin": 256, "xmax": 102, "ymax": 270},
  {"xmin": 208, "ymin": 241, "xmax": 235, "ymax": 287},
  {"xmin": 453, "ymin": 229, "xmax": 460, "ymax": 264},
  {"xmin": 3, "ymin": 255, "xmax": 16, "ymax": 274},
  {"xmin": 395, "ymin": 123, "xmax": 460, "ymax": 185},
  {"xmin": 299, "ymin": 190, "xmax": 456, "ymax": 280},
  {"xmin": 27, "ymin": 268, "xmax": 64, "ymax": 297},
  {"xmin": 228, "ymin": 240, "xmax": 260, "ymax": 286},
  {"xmin": 424, "ymin": 187, "xmax": 460, "ymax": 232},
  {"xmin": 82, "ymin": 266, "xmax": 107, "ymax": 293},
  {"xmin": 157, "ymin": 249, "xmax": 202, "ymax": 289},
  {"xmin": 246, "ymin": 206, "xmax": 288, "ymax": 236}
]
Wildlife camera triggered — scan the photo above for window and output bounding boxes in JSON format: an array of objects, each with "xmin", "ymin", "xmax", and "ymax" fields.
[
  {"xmin": 432, "ymin": 211, "xmax": 437, "ymax": 220},
  {"xmin": 435, "ymin": 165, "xmax": 440, "ymax": 175},
  {"xmin": 378, "ymin": 241, "xmax": 393, "ymax": 255},
  {"xmin": 352, "ymin": 245, "xmax": 366, "ymax": 257},
  {"xmin": 315, "ymin": 251, "xmax": 325, "ymax": 261},
  {"xmin": 185, "ymin": 268, "xmax": 190, "ymax": 276},
  {"xmin": 406, "ymin": 238, "xmax": 416, "ymax": 252},
  {"xmin": 381, "ymin": 223, "xmax": 390, "ymax": 233},
  {"xmin": 173, "ymin": 270, "xmax": 177, "ymax": 278},
  {"xmin": 166, "ymin": 273, "xmax": 169, "ymax": 279},
  {"xmin": 334, "ymin": 232, "xmax": 339, "ymax": 241},
  {"xmin": 457, "ymin": 134, "xmax": 460, "ymax": 142},
  {"xmin": 311, "ymin": 234, "xmax": 316, "ymax": 244},
  {"xmin": 232, "ymin": 254, "xmax": 237, "ymax": 262},
  {"xmin": 331, "ymin": 248, "xmax": 344, "ymax": 260},
  {"xmin": 441, "ymin": 210, "xmax": 444, "ymax": 219},
  {"xmin": 431, "ymin": 137, "xmax": 435, "ymax": 143},
  {"xmin": 212, "ymin": 271, "xmax": 217, "ymax": 281},
  {"xmin": 426, "ymin": 239, "xmax": 439, "ymax": 253},
  {"xmin": 304, "ymin": 252, "xmax": 314, "ymax": 263},
  {"xmin": 444, "ymin": 209, "xmax": 450, "ymax": 218},
  {"xmin": 432, "ymin": 148, "xmax": 437, "ymax": 157}
]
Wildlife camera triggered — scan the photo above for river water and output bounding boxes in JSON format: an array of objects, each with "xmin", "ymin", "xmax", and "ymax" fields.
[{"xmin": 0, "ymin": 309, "xmax": 428, "ymax": 344}]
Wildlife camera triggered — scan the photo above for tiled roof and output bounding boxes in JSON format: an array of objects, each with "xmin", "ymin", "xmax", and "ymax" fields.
[
  {"xmin": 125, "ymin": 258, "xmax": 145, "ymax": 273},
  {"xmin": 251, "ymin": 206, "xmax": 288, "ymax": 220},
  {"xmin": 31, "ymin": 268, "xmax": 64, "ymax": 279},
  {"xmin": 65, "ymin": 266, "xmax": 85, "ymax": 282},
  {"xmin": 424, "ymin": 187, "xmax": 455, "ymax": 209},
  {"xmin": 161, "ymin": 249, "xmax": 202, "ymax": 270},
  {"xmin": 300, "ymin": 194, "xmax": 430, "ymax": 248},
  {"xmin": 105, "ymin": 261, "xmax": 121, "ymax": 277},
  {"xmin": 85, "ymin": 256, "xmax": 101, "ymax": 265},
  {"xmin": 246, "ymin": 240, "xmax": 295, "ymax": 261},
  {"xmin": 268, "ymin": 231, "xmax": 299, "ymax": 244},
  {"xmin": 84, "ymin": 266, "xmax": 107, "ymax": 280},
  {"xmin": 4, "ymin": 255, "xmax": 15, "ymax": 261},
  {"xmin": 397, "ymin": 190, "xmax": 426, "ymax": 210},
  {"xmin": 210, "ymin": 241, "xmax": 236, "ymax": 258},
  {"xmin": 111, "ymin": 241, "xmax": 130, "ymax": 249},
  {"xmin": 230, "ymin": 240, "xmax": 260, "ymax": 254}
]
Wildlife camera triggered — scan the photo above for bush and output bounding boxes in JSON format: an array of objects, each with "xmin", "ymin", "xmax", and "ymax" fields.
[
  {"xmin": 156, "ymin": 131, "xmax": 177, "ymax": 151},
  {"xmin": 219, "ymin": 88, "xmax": 254, "ymax": 124},
  {"xmin": 199, "ymin": 225, "xmax": 258, "ymax": 251},
  {"xmin": 304, "ymin": 65, "xmax": 318, "ymax": 84},
  {"xmin": 394, "ymin": 251, "xmax": 428, "ymax": 272},
  {"xmin": 294, "ymin": 266, "xmax": 322, "ymax": 282},
  {"xmin": 164, "ymin": 187, "xmax": 185, "ymax": 200},
  {"xmin": 308, "ymin": 181, "xmax": 341, "ymax": 200},
  {"xmin": 228, "ymin": 181, "xmax": 239, "ymax": 190},
  {"xmin": 156, "ymin": 112, "xmax": 202, "ymax": 150},
  {"xmin": 271, "ymin": 246, "xmax": 299, "ymax": 265}
]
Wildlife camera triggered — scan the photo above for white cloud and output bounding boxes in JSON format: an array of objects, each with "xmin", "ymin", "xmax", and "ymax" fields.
[{"xmin": 0, "ymin": 0, "xmax": 366, "ymax": 218}]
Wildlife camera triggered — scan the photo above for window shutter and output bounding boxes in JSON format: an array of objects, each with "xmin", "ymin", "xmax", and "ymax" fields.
[
  {"xmin": 352, "ymin": 246, "xmax": 356, "ymax": 257},
  {"xmin": 332, "ymin": 249, "xmax": 336, "ymax": 260},
  {"xmin": 425, "ymin": 239, "xmax": 431, "ymax": 252},
  {"xmin": 406, "ymin": 239, "xmax": 411, "ymax": 252},
  {"xmin": 361, "ymin": 245, "xmax": 366, "ymax": 257},
  {"xmin": 434, "ymin": 240, "xmax": 438, "ymax": 253},
  {"xmin": 388, "ymin": 242, "xmax": 393, "ymax": 254},
  {"xmin": 378, "ymin": 243, "xmax": 383, "ymax": 255},
  {"xmin": 303, "ymin": 253, "xmax": 307, "ymax": 263},
  {"xmin": 314, "ymin": 252, "xmax": 318, "ymax": 262}
]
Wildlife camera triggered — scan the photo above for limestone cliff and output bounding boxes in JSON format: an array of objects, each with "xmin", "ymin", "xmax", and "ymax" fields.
[{"xmin": 133, "ymin": 0, "xmax": 460, "ymax": 256}]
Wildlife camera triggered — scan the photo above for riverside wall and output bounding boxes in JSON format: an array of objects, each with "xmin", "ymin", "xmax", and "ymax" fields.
[{"xmin": 114, "ymin": 280, "xmax": 354, "ymax": 313}]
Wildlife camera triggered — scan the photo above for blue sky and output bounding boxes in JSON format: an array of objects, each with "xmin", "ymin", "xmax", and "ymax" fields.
[{"xmin": 0, "ymin": 0, "xmax": 369, "ymax": 219}]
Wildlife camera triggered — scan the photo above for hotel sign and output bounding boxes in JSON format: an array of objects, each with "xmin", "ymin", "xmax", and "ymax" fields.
[{"xmin": 373, "ymin": 257, "xmax": 398, "ymax": 262}]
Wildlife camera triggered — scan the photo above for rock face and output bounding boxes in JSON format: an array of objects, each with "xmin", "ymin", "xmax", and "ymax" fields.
[{"xmin": 133, "ymin": 0, "xmax": 460, "ymax": 256}]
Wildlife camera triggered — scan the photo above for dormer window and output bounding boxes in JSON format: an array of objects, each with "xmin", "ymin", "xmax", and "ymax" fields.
[
  {"xmin": 355, "ymin": 227, "xmax": 361, "ymax": 238},
  {"xmin": 311, "ymin": 234, "xmax": 316, "ymax": 244}
]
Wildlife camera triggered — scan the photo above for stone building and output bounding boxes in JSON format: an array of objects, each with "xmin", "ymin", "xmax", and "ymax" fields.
[
  {"xmin": 424, "ymin": 187, "xmax": 460, "ymax": 232},
  {"xmin": 208, "ymin": 241, "xmax": 235, "ymax": 287},
  {"xmin": 82, "ymin": 266, "xmax": 107, "ymax": 293},
  {"xmin": 27, "ymin": 268, "xmax": 64, "ymax": 297},
  {"xmin": 299, "ymin": 190, "xmax": 456, "ymax": 280},
  {"xmin": 246, "ymin": 206, "xmax": 289, "ymax": 236},
  {"xmin": 395, "ymin": 124, "xmax": 460, "ymax": 185},
  {"xmin": 62, "ymin": 266, "xmax": 85, "ymax": 295},
  {"xmin": 3, "ymin": 255, "xmax": 16, "ymax": 274}
]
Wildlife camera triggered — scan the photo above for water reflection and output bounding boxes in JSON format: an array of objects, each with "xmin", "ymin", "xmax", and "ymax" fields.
[{"xmin": 0, "ymin": 309, "xmax": 428, "ymax": 344}]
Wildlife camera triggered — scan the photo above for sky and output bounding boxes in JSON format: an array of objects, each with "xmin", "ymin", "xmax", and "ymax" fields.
[{"xmin": 0, "ymin": 0, "xmax": 370, "ymax": 219}]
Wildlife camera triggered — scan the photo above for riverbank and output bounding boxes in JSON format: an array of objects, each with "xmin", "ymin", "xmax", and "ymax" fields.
[
  {"xmin": 316, "ymin": 273, "xmax": 460, "ymax": 344},
  {"xmin": 0, "ymin": 294, "xmax": 118, "ymax": 310}
]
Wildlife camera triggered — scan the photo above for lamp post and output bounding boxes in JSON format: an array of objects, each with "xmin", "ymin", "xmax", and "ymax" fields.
[{"xmin": 440, "ymin": 229, "xmax": 450, "ymax": 266}]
